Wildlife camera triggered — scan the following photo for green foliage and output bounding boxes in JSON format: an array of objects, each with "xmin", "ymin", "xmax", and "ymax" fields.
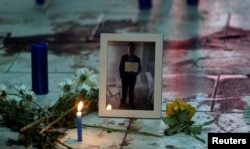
[
  {"xmin": 0, "ymin": 67, "xmax": 99, "ymax": 148},
  {"xmin": 0, "ymin": 98, "xmax": 36, "ymax": 131},
  {"xmin": 162, "ymin": 110, "xmax": 215, "ymax": 143}
]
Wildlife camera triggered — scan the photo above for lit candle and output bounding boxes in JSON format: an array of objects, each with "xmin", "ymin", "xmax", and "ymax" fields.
[
  {"xmin": 31, "ymin": 42, "xmax": 48, "ymax": 95},
  {"xmin": 77, "ymin": 101, "xmax": 83, "ymax": 141},
  {"xmin": 106, "ymin": 104, "xmax": 112, "ymax": 110}
]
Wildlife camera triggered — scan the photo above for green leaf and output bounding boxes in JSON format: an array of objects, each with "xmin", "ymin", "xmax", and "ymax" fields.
[
  {"xmin": 178, "ymin": 111, "xmax": 187, "ymax": 123},
  {"xmin": 161, "ymin": 117, "xmax": 177, "ymax": 126},
  {"xmin": 164, "ymin": 125, "xmax": 181, "ymax": 136},
  {"xmin": 183, "ymin": 127, "xmax": 191, "ymax": 135},
  {"xmin": 190, "ymin": 126, "xmax": 202, "ymax": 134},
  {"xmin": 188, "ymin": 120, "xmax": 195, "ymax": 126},
  {"xmin": 201, "ymin": 119, "xmax": 215, "ymax": 126},
  {"xmin": 191, "ymin": 132, "xmax": 206, "ymax": 144}
]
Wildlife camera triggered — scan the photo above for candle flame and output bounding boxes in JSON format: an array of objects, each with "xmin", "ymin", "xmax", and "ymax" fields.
[
  {"xmin": 106, "ymin": 104, "xmax": 112, "ymax": 110},
  {"xmin": 78, "ymin": 101, "xmax": 83, "ymax": 111}
]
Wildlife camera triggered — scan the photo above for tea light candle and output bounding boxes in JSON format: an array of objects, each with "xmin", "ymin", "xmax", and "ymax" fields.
[
  {"xmin": 77, "ymin": 101, "xmax": 83, "ymax": 141},
  {"xmin": 31, "ymin": 42, "xmax": 48, "ymax": 95}
]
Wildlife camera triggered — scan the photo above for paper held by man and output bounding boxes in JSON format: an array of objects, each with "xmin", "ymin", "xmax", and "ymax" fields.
[{"xmin": 125, "ymin": 62, "xmax": 139, "ymax": 72}]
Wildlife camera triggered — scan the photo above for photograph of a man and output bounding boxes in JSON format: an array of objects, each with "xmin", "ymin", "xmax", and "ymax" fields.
[{"xmin": 119, "ymin": 42, "xmax": 141, "ymax": 109}]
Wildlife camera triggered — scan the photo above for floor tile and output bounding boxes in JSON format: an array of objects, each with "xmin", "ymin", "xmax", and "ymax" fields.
[{"xmin": 0, "ymin": 49, "xmax": 19, "ymax": 72}]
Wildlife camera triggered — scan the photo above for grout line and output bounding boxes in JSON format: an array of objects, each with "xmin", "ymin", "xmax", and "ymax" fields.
[
  {"xmin": 223, "ymin": 13, "xmax": 231, "ymax": 50},
  {"xmin": 120, "ymin": 118, "xmax": 133, "ymax": 149},
  {"xmin": 210, "ymin": 74, "xmax": 221, "ymax": 112},
  {"xmin": 88, "ymin": 13, "xmax": 105, "ymax": 41},
  {"xmin": 224, "ymin": 13, "xmax": 231, "ymax": 42},
  {"xmin": 6, "ymin": 52, "xmax": 20, "ymax": 72}
]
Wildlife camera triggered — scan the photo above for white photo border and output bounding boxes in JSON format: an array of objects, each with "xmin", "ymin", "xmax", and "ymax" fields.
[{"xmin": 99, "ymin": 33, "xmax": 163, "ymax": 118}]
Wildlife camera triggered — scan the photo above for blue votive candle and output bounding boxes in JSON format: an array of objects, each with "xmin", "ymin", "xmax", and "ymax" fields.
[
  {"xmin": 77, "ymin": 101, "xmax": 83, "ymax": 142},
  {"xmin": 77, "ymin": 111, "xmax": 82, "ymax": 141},
  {"xmin": 31, "ymin": 42, "xmax": 48, "ymax": 95}
]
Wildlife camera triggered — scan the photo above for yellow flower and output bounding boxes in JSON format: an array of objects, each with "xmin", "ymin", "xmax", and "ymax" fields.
[{"xmin": 166, "ymin": 99, "xmax": 196, "ymax": 121}]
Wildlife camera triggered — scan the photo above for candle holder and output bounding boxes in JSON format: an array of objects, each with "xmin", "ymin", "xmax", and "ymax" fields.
[{"xmin": 31, "ymin": 42, "xmax": 48, "ymax": 95}]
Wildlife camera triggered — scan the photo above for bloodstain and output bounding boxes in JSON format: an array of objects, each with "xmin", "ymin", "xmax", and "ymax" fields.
[
  {"xmin": 164, "ymin": 26, "xmax": 250, "ymax": 51},
  {"xmin": 86, "ymin": 144, "xmax": 101, "ymax": 149},
  {"xmin": 121, "ymin": 140, "xmax": 129, "ymax": 146},
  {"xmin": 165, "ymin": 37, "xmax": 199, "ymax": 50},
  {"xmin": 97, "ymin": 132, "xmax": 105, "ymax": 138},
  {"xmin": 214, "ymin": 98, "xmax": 247, "ymax": 112},
  {"xmin": 128, "ymin": 125, "xmax": 141, "ymax": 131},
  {"xmin": 3, "ymin": 19, "xmax": 138, "ymax": 56},
  {"xmin": 107, "ymin": 144, "xmax": 118, "ymax": 149},
  {"xmin": 3, "ymin": 23, "xmax": 249, "ymax": 57}
]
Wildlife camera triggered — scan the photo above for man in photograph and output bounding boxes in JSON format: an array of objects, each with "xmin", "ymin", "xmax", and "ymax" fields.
[{"xmin": 119, "ymin": 42, "xmax": 141, "ymax": 109}]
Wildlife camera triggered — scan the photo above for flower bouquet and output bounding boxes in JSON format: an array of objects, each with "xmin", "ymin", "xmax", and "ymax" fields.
[{"xmin": 0, "ymin": 67, "xmax": 99, "ymax": 148}]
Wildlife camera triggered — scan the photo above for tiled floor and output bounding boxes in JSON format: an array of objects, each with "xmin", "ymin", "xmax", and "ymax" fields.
[{"xmin": 1, "ymin": 0, "xmax": 250, "ymax": 148}]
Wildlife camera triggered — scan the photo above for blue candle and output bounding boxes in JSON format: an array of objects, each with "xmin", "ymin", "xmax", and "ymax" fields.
[
  {"xmin": 187, "ymin": 0, "xmax": 199, "ymax": 6},
  {"xmin": 77, "ymin": 112, "xmax": 82, "ymax": 141},
  {"xmin": 31, "ymin": 42, "xmax": 48, "ymax": 95},
  {"xmin": 77, "ymin": 101, "xmax": 83, "ymax": 141},
  {"xmin": 138, "ymin": 0, "xmax": 152, "ymax": 10},
  {"xmin": 36, "ymin": 0, "xmax": 45, "ymax": 5}
]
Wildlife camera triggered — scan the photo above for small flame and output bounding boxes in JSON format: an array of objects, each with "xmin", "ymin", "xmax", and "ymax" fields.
[
  {"xmin": 106, "ymin": 104, "xmax": 112, "ymax": 110},
  {"xmin": 78, "ymin": 101, "xmax": 83, "ymax": 111}
]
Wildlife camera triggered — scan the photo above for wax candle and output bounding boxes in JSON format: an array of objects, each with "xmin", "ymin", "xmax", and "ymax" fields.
[
  {"xmin": 187, "ymin": 0, "xmax": 199, "ymax": 6},
  {"xmin": 31, "ymin": 42, "xmax": 48, "ymax": 95},
  {"xmin": 36, "ymin": 0, "xmax": 45, "ymax": 5},
  {"xmin": 77, "ymin": 101, "xmax": 83, "ymax": 141},
  {"xmin": 138, "ymin": 0, "xmax": 152, "ymax": 10}
]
